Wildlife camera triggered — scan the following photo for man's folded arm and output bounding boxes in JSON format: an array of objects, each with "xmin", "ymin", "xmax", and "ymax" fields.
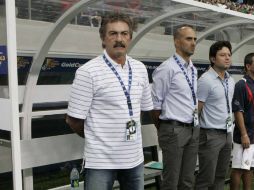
[{"xmin": 66, "ymin": 115, "xmax": 85, "ymax": 138}]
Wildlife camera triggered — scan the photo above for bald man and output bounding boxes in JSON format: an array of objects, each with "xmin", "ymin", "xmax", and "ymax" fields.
[{"xmin": 152, "ymin": 26, "xmax": 199, "ymax": 190}]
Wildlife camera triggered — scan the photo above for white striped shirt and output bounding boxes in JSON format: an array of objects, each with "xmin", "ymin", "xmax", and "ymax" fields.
[{"xmin": 67, "ymin": 50, "xmax": 153, "ymax": 169}]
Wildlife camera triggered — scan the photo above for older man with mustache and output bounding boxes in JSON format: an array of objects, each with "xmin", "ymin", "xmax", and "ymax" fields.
[{"xmin": 66, "ymin": 13, "xmax": 153, "ymax": 190}]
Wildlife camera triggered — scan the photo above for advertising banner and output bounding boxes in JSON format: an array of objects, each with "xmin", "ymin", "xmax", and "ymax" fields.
[
  {"xmin": 40, "ymin": 57, "xmax": 89, "ymax": 72},
  {"xmin": 143, "ymin": 61, "xmax": 244, "ymax": 83},
  {"xmin": 17, "ymin": 56, "xmax": 33, "ymax": 72},
  {"xmin": 0, "ymin": 45, "xmax": 8, "ymax": 75}
]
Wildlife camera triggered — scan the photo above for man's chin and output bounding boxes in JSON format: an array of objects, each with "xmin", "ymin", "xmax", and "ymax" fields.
[
  {"xmin": 115, "ymin": 51, "xmax": 126, "ymax": 58},
  {"xmin": 187, "ymin": 51, "xmax": 194, "ymax": 56},
  {"xmin": 223, "ymin": 66, "xmax": 230, "ymax": 71},
  {"xmin": 225, "ymin": 64, "xmax": 231, "ymax": 68}
]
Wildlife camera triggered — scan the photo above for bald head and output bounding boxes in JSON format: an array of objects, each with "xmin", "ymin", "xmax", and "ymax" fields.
[
  {"xmin": 174, "ymin": 26, "xmax": 195, "ymax": 40},
  {"xmin": 173, "ymin": 26, "xmax": 197, "ymax": 62}
]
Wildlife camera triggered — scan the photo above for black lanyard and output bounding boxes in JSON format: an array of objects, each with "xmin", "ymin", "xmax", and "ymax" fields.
[
  {"xmin": 173, "ymin": 55, "xmax": 196, "ymax": 106},
  {"xmin": 220, "ymin": 78, "xmax": 230, "ymax": 114},
  {"xmin": 103, "ymin": 55, "xmax": 133, "ymax": 117}
]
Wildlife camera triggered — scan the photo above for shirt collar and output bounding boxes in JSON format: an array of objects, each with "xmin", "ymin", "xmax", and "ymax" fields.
[
  {"xmin": 244, "ymin": 74, "xmax": 254, "ymax": 82},
  {"xmin": 209, "ymin": 67, "xmax": 230, "ymax": 80},
  {"xmin": 174, "ymin": 53, "xmax": 193, "ymax": 68},
  {"xmin": 103, "ymin": 50, "xmax": 128, "ymax": 68}
]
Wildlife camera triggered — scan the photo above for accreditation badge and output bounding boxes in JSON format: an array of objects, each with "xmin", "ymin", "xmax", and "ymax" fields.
[
  {"xmin": 126, "ymin": 120, "xmax": 137, "ymax": 141},
  {"xmin": 226, "ymin": 116, "xmax": 233, "ymax": 133},
  {"xmin": 193, "ymin": 108, "xmax": 199, "ymax": 127}
]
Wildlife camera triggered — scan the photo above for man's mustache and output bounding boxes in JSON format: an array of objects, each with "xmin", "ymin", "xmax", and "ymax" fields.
[{"xmin": 114, "ymin": 41, "xmax": 125, "ymax": 48}]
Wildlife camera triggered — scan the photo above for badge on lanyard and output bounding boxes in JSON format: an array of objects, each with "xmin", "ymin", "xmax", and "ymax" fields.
[
  {"xmin": 226, "ymin": 116, "xmax": 233, "ymax": 133},
  {"xmin": 126, "ymin": 120, "xmax": 137, "ymax": 141},
  {"xmin": 220, "ymin": 77, "xmax": 232, "ymax": 133},
  {"xmin": 193, "ymin": 108, "xmax": 199, "ymax": 127}
]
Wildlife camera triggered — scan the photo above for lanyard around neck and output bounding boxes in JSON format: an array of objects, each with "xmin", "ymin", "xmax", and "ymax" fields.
[
  {"xmin": 103, "ymin": 55, "xmax": 133, "ymax": 117},
  {"xmin": 173, "ymin": 55, "xmax": 196, "ymax": 106},
  {"xmin": 220, "ymin": 77, "xmax": 230, "ymax": 114}
]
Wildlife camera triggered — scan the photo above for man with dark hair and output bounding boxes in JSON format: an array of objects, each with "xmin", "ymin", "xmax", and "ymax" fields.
[
  {"xmin": 230, "ymin": 53, "xmax": 254, "ymax": 190},
  {"xmin": 195, "ymin": 41, "xmax": 235, "ymax": 190},
  {"xmin": 66, "ymin": 13, "xmax": 153, "ymax": 190},
  {"xmin": 152, "ymin": 25, "xmax": 199, "ymax": 190},
  {"xmin": 99, "ymin": 13, "xmax": 135, "ymax": 48}
]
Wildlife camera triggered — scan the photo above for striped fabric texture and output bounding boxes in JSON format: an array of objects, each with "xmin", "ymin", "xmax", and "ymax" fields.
[{"xmin": 67, "ymin": 51, "xmax": 153, "ymax": 169}]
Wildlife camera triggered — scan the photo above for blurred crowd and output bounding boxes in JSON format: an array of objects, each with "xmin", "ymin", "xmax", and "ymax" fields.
[{"xmin": 196, "ymin": 0, "xmax": 254, "ymax": 14}]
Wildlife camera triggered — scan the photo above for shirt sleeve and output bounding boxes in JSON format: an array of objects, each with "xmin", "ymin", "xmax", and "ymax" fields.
[
  {"xmin": 141, "ymin": 68, "xmax": 154, "ymax": 111},
  {"xmin": 232, "ymin": 80, "xmax": 245, "ymax": 113},
  {"xmin": 151, "ymin": 61, "xmax": 170, "ymax": 110},
  {"xmin": 67, "ymin": 67, "xmax": 93, "ymax": 119},
  {"xmin": 197, "ymin": 74, "xmax": 210, "ymax": 102}
]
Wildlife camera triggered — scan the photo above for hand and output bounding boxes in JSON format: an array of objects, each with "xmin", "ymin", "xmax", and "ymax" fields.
[
  {"xmin": 241, "ymin": 135, "xmax": 250, "ymax": 149},
  {"xmin": 153, "ymin": 119, "xmax": 160, "ymax": 130},
  {"xmin": 155, "ymin": 122, "xmax": 160, "ymax": 130},
  {"xmin": 150, "ymin": 110, "xmax": 161, "ymax": 130}
]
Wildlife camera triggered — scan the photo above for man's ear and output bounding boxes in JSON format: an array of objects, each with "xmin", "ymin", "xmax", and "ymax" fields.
[
  {"xmin": 246, "ymin": 64, "xmax": 251, "ymax": 71},
  {"xmin": 174, "ymin": 39, "xmax": 179, "ymax": 49},
  {"xmin": 210, "ymin": 57, "xmax": 215, "ymax": 64}
]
